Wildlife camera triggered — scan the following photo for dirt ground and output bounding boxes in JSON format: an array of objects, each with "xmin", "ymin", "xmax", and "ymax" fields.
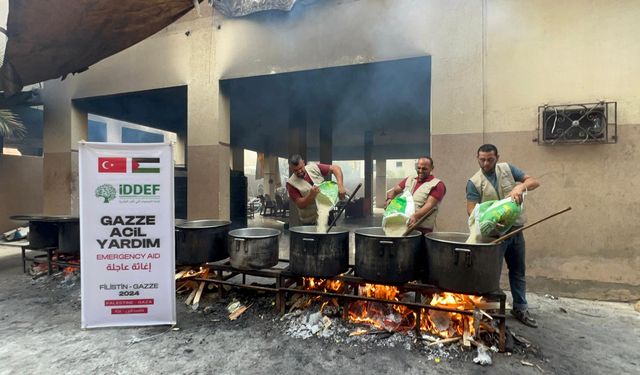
[{"xmin": 0, "ymin": 245, "xmax": 638, "ymax": 375}]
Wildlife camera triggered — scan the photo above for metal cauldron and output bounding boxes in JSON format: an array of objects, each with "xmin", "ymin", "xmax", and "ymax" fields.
[
  {"xmin": 175, "ymin": 219, "xmax": 231, "ymax": 266},
  {"xmin": 228, "ymin": 227, "xmax": 280, "ymax": 270},
  {"xmin": 289, "ymin": 226, "xmax": 349, "ymax": 278},
  {"xmin": 27, "ymin": 220, "xmax": 59, "ymax": 249},
  {"xmin": 424, "ymin": 232, "xmax": 505, "ymax": 294},
  {"xmin": 56, "ymin": 218, "xmax": 80, "ymax": 255},
  {"xmin": 355, "ymin": 227, "xmax": 423, "ymax": 284}
]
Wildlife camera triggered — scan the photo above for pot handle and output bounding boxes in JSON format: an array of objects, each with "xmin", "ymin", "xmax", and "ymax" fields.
[
  {"xmin": 234, "ymin": 238, "xmax": 247, "ymax": 253},
  {"xmin": 453, "ymin": 247, "xmax": 472, "ymax": 267},
  {"xmin": 379, "ymin": 240, "xmax": 394, "ymax": 258},
  {"xmin": 303, "ymin": 237, "xmax": 316, "ymax": 254}
]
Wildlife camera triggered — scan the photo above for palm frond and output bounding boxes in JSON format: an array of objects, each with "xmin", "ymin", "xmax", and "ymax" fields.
[{"xmin": 0, "ymin": 109, "xmax": 27, "ymax": 140}]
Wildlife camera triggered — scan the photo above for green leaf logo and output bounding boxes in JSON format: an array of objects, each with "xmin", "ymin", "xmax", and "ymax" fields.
[{"xmin": 95, "ymin": 184, "xmax": 117, "ymax": 203}]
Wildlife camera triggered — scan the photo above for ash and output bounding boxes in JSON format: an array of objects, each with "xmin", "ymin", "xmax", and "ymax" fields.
[
  {"xmin": 279, "ymin": 305, "xmax": 532, "ymax": 365},
  {"xmin": 282, "ymin": 310, "xmax": 350, "ymax": 340},
  {"xmin": 281, "ymin": 308, "xmax": 464, "ymax": 359}
]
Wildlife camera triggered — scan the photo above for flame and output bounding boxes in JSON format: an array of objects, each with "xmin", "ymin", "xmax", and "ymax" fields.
[
  {"xmin": 301, "ymin": 279, "xmax": 485, "ymax": 339},
  {"xmin": 301, "ymin": 277, "xmax": 346, "ymax": 312},
  {"xmin": 303, "ymin": 277, "xmax": 345, "ymax": 293},
  {"xmin": 346, "ymin": 284, "xmax": 416, "ymax": 332},
  {"xmin": 420, "ymin": 292, "xmax": 484, "ymax": 338}
]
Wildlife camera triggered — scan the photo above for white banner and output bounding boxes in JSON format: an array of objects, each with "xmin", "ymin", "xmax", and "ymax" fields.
[{"xmin": 79, "ymin": 142, "xmax": 176, "ymax": 328}]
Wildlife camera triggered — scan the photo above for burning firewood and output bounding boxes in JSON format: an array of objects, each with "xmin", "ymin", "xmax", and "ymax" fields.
[
  {"xmin": 463, "ymin": 319, "xmax": 472, "ymax": 347},
  {"xmin": 175, "ymin": 268, "xmax": 214, "ymax": 307}
]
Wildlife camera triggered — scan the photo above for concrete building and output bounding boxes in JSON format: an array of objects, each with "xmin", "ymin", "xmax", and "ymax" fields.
[{"xmin": 2, "ymin": 0, "xmax": 639, "ymax": 299}]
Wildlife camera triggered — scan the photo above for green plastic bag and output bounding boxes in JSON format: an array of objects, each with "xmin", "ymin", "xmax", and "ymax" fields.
[
  {"xmin": 382, "ymin": 191, "xmax": 415, "ymax": 236},
  {"xmin": 469, "ymin": 197, "xmax": 522, "ymax": 237},
  {"xmin": 316, "ymin": 181, "xmax": 339, "ymax": 207}
]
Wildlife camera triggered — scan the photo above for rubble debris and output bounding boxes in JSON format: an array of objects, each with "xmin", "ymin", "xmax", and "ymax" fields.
[
  {"xmin": 511, "ymin": 331, "xmax": 532, "ymax": 348},
  {"xmin": 226, "ymin": 299, "xmax": 251, "ymax": 320},
  {"xmin": 349, "ymin": 328, "xmax": 369, "ymax": 337},
  {"xmin": 427, "ymin": 336, "xmax": 461, "ymax": 347},
  {"xmin": 521, "ymin": 360, "xmax": 535, "ymax": 367},
  {"xmin": 227, "ymin": 300, "xmax": 242, "ymax": 313},
  {"xmin": 203, "ymin": 306, "xmax": 215, "ymax": 315},
  {"xmin": 229, "ymin": 304, "xmax": 250, "ymax": 320}
]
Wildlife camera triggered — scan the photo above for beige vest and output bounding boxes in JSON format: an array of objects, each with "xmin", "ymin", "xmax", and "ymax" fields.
[
  {"xmin": 469, "ymin": 162, "xmax": 527, "ymax": 226},
  {"xmin": 405, "ymin": 175, "xmax": 441, "ymax": 230},
  {"xmin": 287, "ymin": 164, "xmax": 326, "ymax": 224}
]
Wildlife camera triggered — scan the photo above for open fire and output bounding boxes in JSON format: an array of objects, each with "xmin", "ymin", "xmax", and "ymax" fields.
[{"xmin": 302, "ymin": 277, "xmax": 485, "ymax": 339}]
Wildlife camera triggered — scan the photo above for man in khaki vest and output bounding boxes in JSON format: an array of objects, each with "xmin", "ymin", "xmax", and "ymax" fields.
[
  {"xmin": 386, "ymin": 156, "xmax": 446, "ymax": 234},
  {"xmin": 466, "ymin": 144, "xmax": 540, "ymax": 328},
  {"xmin": 286, "ymin": 154, "xmax": 346, "ymax": 225}
]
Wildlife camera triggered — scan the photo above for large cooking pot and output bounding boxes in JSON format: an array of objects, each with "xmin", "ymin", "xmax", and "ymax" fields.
[
  {"xmin": 424, "ymin": 232, "xmax": 505, "ymax": 294},
  {"xmin": 28, "ymin": 221, "xmax": 59, "ymax": 249},
  {"xmin": 57, "ymin": 219, "xmax": 80, "ymax": 255},
  {"xmin": 10, "ymin": 215, "xmax": 78, "ymax": 253},
  {"xmin": 228, "ymin": 227, "xmax": 280, "ymax": 270},
  {"xmin": 355, "ymin": 227, "xmax": 422, "ymax": 284},
  {"xmin": 289, "ymin": 226, "xmax": 349, "ymax": 278},
  {"xmin": 175, "ymin": 220, "xmax": 231, "ymax": 266},
  {"xmin": 10, "ymin": 215, "xmax": 59, "ymax": 249}
]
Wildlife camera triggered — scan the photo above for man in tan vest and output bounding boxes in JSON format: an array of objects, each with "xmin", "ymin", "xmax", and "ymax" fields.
[
  {"xmin": 286, "ymin": 154, "xmax": 346, "ymax": 225},
  {"xmin": 466, "ymin": 144, "xmax": 540, "ymax": 328},
  {"xmin": 386, "ymin": 156, "xmax": 446, "ymax": 234}
]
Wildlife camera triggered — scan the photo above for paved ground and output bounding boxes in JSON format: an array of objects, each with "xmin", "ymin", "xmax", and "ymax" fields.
[{"xmin": 0, "ymin": 243, "xmax": 638, "ymax": 375}]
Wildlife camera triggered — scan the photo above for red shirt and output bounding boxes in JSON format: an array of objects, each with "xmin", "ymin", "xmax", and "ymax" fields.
[
  {"xmin": 398, "ymin": 175, "xmax": 446, "ymax": 202},
  {"xmin": 286, "ymin": 163, "xmax": 331, "ymax": 201}
]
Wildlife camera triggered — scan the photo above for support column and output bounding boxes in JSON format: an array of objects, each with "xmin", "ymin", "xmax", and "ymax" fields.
[
  {"xmin": 364, "ymin": 131, "xmax": 373, "ymax": 216},
  {"xmin": 264, "ymin": 155, "xmax": 279, "ymax": 197},
  {"xmin": 41, "ymin": 82, "xmax": 88, "ymax": 215},
  {"xmin": 319, "ymin": 104, "xmax": 333, "ymax": 166},
  {"xmin": 375, "ymin": 158, "xmax": 387, "ymax": 208},
  {"xmin": 187, "ymin": 26, "xmax": 230, "ymax": 220},
  {"xmin": 287, "ymin": 95, "xmax": 307, "ymax": 227},
  {"xmin": 231, "ymin": 146, "xmax": 244, "ymax": 172},
  {"xmin": 105, "ymin": 120, "xmax": 122, "ymax": 142}
]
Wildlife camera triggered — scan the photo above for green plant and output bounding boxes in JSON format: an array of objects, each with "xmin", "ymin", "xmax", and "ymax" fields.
[{"xmin": 0, "ymin": 109, "xmax": 26, "ymax": 140}]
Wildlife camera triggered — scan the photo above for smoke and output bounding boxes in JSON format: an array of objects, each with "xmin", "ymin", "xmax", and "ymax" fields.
[{"xmin": 223, "ymin": 1, "xmax": 434, "ymax": 160}]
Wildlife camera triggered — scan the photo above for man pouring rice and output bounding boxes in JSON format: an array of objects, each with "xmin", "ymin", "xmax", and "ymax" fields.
[
  {"xmin": 385, "ymin": 156, "xmax": 446, "ymax": 234},
  {"xmin": 466, "ymin": 144, "xmax": 540, "ymax": 328},
  {"xmin": 286, "ymin": 154, "xmax": 346, "ymax": 225}
]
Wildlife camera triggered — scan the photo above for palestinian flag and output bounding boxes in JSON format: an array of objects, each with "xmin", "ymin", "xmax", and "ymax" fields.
[{"xmin": 132, "ymin": 158, "xmax": 160, "ymax": 173}]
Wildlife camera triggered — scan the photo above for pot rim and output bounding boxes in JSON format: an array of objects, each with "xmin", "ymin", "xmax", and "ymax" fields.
[
  {"xmin": 289, "ymin": 225, "xmax": 350, "ymax": 235},
  {"xmin": 228, "ymin": 227, "xmax": 281, "ymax": 239},
  {"xmin": 425, "ymin": 231, "xmax": 502, "ymax": 246},
  {"xmin": 11, "ymin": 214, "xmax": 79, "ymax": 222},
  {"xmin": 354, "ymin": 226, "xmax": 421, "ymax": 238},
  {"xmin": 175, "ymin": 219, "xmax": 231, "ymax": 229}
]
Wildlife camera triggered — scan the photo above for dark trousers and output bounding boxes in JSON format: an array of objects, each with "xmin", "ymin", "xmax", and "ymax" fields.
[{"xmin": 502, "ymin": 231, "xmax": 528, "ymax": 310}]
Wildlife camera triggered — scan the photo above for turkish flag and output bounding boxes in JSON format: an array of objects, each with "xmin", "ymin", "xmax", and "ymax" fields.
[{"xmin": 98, "ymin": 157, "xmax": 127, "ymax": 173}]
